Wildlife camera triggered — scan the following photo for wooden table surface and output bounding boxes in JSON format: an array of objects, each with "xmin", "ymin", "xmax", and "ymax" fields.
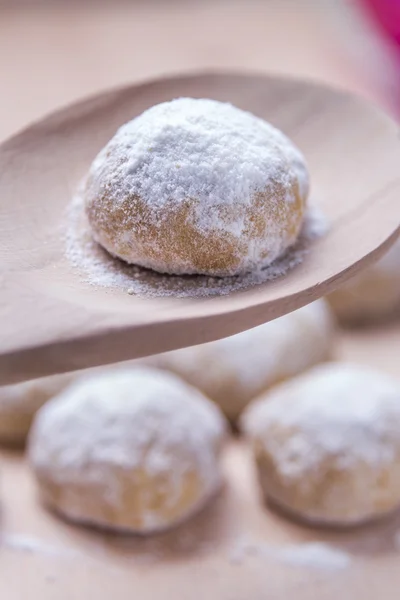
[
  {"xmin": 2, "ymin": 324, "xmax": 400, "ymax": 600},
  {"xmin": 1, "ymin": 3, "xmax": 400, "ymax": 600},
  {"xmin": 0, "ymin": 0, "xmax": 395, "ymax": 143}
]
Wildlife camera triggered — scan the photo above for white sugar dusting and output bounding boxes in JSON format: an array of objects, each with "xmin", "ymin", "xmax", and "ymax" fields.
[
  {"xmin": 88, "ymin": 98, "xmax": 307, "ymax": 216},
  {"xmin": 65, "ymin": 96, "xmax": 328, "ymax": 292},
  {"xmin": 1, "ymin": 533, "xmax": 127, "ymax": 574},
  {"xmin": 242, "ymin": 363, "xmax": 400, "ymax": 478},
  {"xmin": 229, "ymin": 538, "xmax": 351, "ymax": 571},
  {"xmin": 84, "ymin": 98, "xmax": 312, "ymax": 276},
  {"xmin": 145, "ymin": 300, "xmax": 333, "ymax": 416},
  {"xmin": 65, "ymin": 188, "xmax": 328, "ymax": 298},
  {"xmin": 28, "ymin": 368, "xmax": 226, "ymax": 533},
  {"xmin": 1, "ymin": 533, "xmax": 89, "ymax": 561},
  {"xmin": 274, "ymin": 542, "xmax": 351, "ymax": 570}
]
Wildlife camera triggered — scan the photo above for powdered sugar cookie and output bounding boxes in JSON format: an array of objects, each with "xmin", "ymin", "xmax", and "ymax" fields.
[
  {"xmin": 84, "ymin": 98, "xmax": 309, "ymax": 276},
  {"xmin": 241, "ymin": 363, "xmax": 400, "ymax": 526},
  {"xmin": 144, "ymin": 299, "xmax": 334, "ymax": 421},
  {"xmin": 28, "ymin": 368, "xmax": 227, "ymax": 534},
  {"xmin": 0, "ymin": 373, "xmax": 73, "ymax": 445}
]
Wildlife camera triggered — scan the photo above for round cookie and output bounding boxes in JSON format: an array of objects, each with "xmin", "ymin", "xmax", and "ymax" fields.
[
  {"xmin": 28, "ymin": 368, "xmax": 227, "ymax": 534},
  {"xmin": 144, "ymin": 299, "xmax": 334, "ymax": 422},
  {"xmin": 241, "ymin": 363, "xmax": 400, "ymax": 526},
  {"xmin": 84, "ymin": 98, "xmax": 309, "ymax": 276},
  {"xmin": 327, "ymin": 238, "xmax": 400, "ymax": 325},
  {"xmin": 0, "ymin": 373, "xmax": 73, "ymax": 445}
]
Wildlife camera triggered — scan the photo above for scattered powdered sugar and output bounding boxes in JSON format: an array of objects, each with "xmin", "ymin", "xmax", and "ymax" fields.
[
  {"xmin": 242, "ymin": 363, "xmax": 400, "ymax": 478},
  {"xmin": 2, "ymin": 530, "xmax": 213, "ymax": 567},
  {"xmin": 28, "ymin": 368, "xmax": 226, "ymax": 534},
  {"xmin": 229, "ymin": 538, "xmax": 351, "ymax": 571},
  {"xmin": 273, "ymin": 542, "xmax": 351, "ymax": 570},
  {"xmin": 1, "ymin": 533, "xmax": 128, "ymax": 573},
  {"xmin": 66, "ymin": 97, "xmax": 328, "ymax": 291},
  {"xmin": 1, "ymin": 533, "xmax": 84, "ymax": 559},
  {"xmin": 65, "ymin": 187, "xmax": 328, "ymax": 298}
]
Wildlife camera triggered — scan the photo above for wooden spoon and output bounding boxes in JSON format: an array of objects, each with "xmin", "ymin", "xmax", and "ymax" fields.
[{"xmin": 0, "ymin": 71, "xmax": 399, "ymax": 384}]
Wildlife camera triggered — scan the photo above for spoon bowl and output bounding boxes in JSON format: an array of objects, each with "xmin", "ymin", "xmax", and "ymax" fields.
[{"xmin": 0, "ymin": 71, "xmax": 399, "ymax": 384}]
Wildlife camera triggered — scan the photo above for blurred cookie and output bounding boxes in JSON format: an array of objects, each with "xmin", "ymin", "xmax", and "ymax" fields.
[
  {"xmin": 241, "ymin": 363, "xmax": 400, "ymax": 526},
  {"xmin": 327, "ymin": 239, "xmax": 400, "ymax": 325},
  {"xmin": 28, "ymin": 368, "xmax": 227, "ymax": 534},
  {"xmin": 144, "ymin": 299, "xmax": 334, "ymax": 422},
  {"xmin": 0, "ymin": 373, "xmax": 73, "ymax": 445}
]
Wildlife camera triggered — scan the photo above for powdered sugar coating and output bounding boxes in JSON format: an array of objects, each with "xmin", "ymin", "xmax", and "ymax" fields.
[
  {"xmin": 144, "ymin": 299, "xmax": 333, "ymax": 420},
  {"xmin": 66, "ymin": 191, "xmax": 327, "ymax": 298},
  {"xmin": 84, "ymin": 98, "xmax": 309, "ymax": 276},
  {"xmin": 242, "ymin": 363, "xmax": 400, "ymax": 525},
  {"xmin": 243, "ymin": 364, "xmax": 400, "ymax": 469},
  {"xmin": 0, "ymin": 373, "xmax": 73, "ymax": 444},
  {"xmin": 28, "ymin": 368, "xmax": 227, "ymax": 533}
]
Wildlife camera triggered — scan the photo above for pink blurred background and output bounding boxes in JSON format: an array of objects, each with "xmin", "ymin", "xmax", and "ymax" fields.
[{"xmin": 360, "ymin": 0, "xmax": 400, "ymax": 51}]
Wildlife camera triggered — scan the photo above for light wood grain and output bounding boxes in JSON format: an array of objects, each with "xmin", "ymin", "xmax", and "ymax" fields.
[
  {"xmin": 0, "ymin": 71, "xmax": 399, "ymax": 384},
  {"xmin": 1, "ymin": 326, "xmax": 400, "ymax": 600},
  {"xmin": 0, "ymin": 0, "xmax": 393, "ymax": 142},
  {"xmin": 1, "ymin": 4, "xmax": 399, "ymax": 600}
]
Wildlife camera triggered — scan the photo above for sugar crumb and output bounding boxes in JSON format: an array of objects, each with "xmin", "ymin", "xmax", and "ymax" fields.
[{"xmin": 65, "ymin": 188, "xmax": 328, "ymax": 299}]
